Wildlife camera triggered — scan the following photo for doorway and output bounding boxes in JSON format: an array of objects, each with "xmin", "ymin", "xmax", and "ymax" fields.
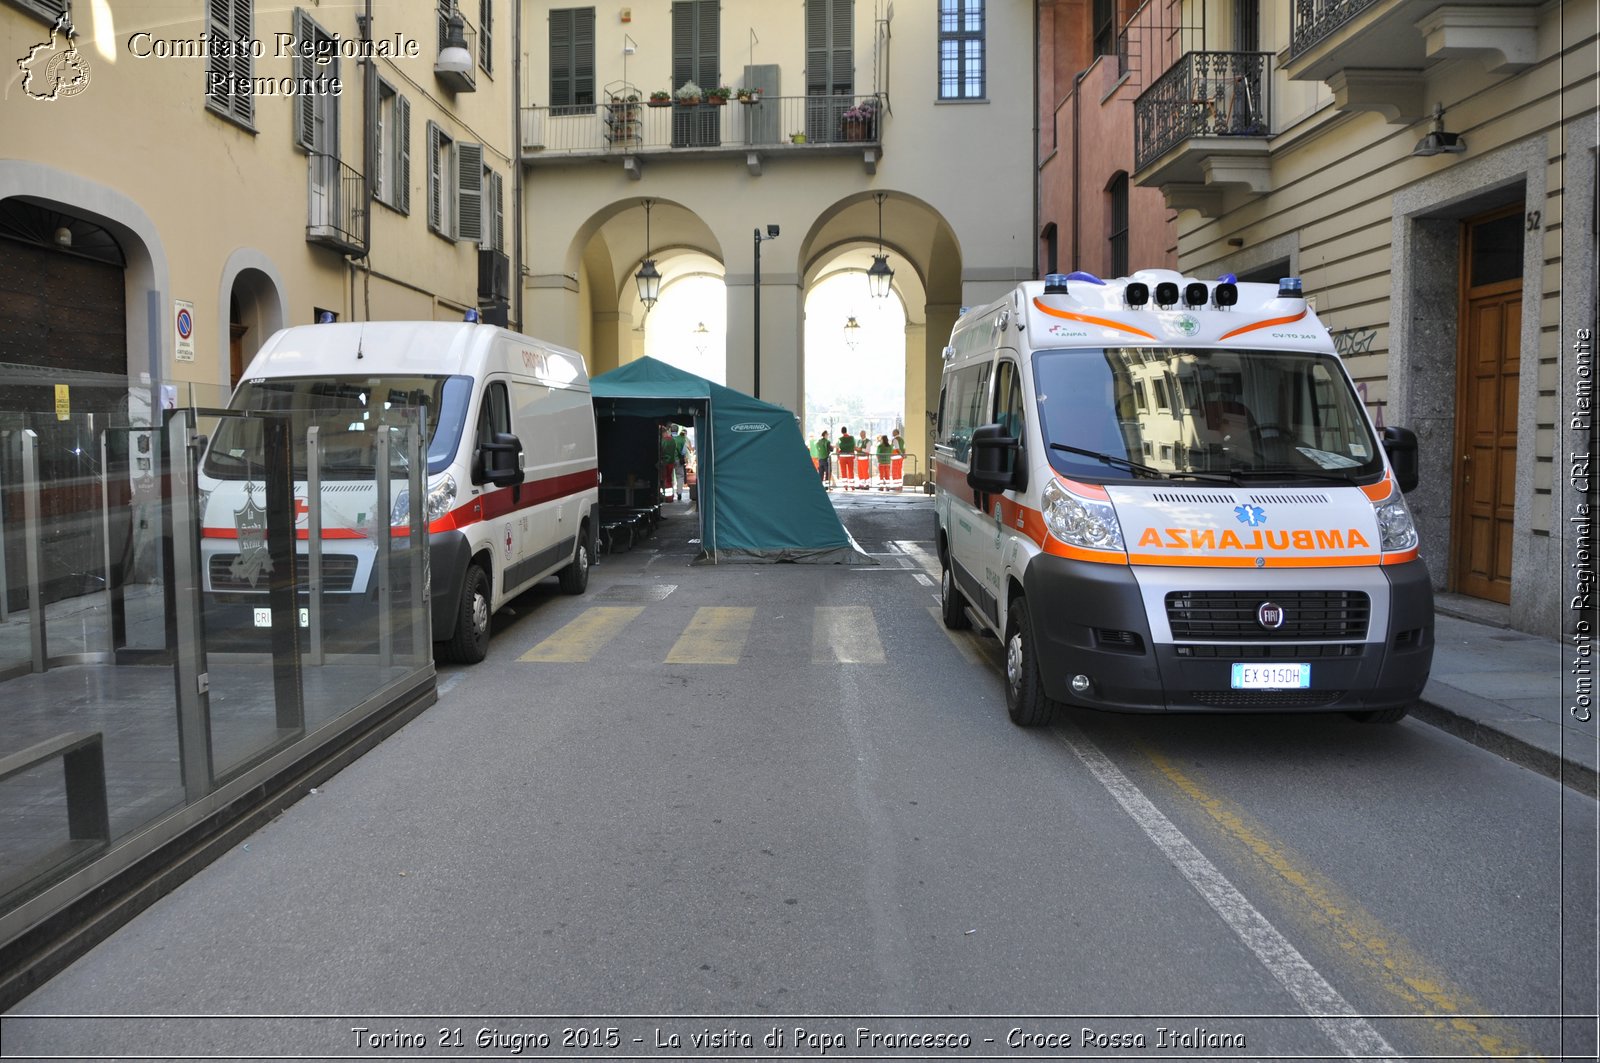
[{"xmin": 1450, "ymin": 205, "xmax": 1522, "ymax": 603}]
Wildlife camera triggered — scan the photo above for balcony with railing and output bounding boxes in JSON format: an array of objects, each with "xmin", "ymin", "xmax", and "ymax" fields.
[
  {"xmin": 1133, "ymin": 50, "xmax": 1272, "ymax": 209},
  {"xmin": 1285, "ymin": 0, "xmax": 1540, "ymax": 93},
  {"xmin": 520, "ymin": 93, "xmax": 886, "ymax": 175},
  {"xmin": 306, "ymin": 153, "xmax": 366, "ymax": 256}
]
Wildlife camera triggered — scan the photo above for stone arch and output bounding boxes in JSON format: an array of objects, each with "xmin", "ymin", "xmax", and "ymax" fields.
[{"xmin": 217, "ymin": 249, "xmax": 288, "ymax": 392}]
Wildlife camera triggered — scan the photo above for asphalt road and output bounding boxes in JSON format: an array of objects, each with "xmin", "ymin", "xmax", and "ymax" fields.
[{"xmin": 5, "ymin": 494, "xmax": 1596, "ymax": 1062}]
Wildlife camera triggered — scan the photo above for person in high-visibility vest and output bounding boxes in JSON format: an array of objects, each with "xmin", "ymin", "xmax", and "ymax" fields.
[
  {"xmin": 837, "ymin": 427, "xmax": 856, "ymax": 490},
  {"xmin": 890, "ymin": 428, "xmax": 905, "ymax": 490},
  {"xmin": 875, "ymin": 435, "xmax": 892, "ymax": 491},
  {"xmin": 811, "ymin": 431, "xmax": 832, "ymax": 486}
]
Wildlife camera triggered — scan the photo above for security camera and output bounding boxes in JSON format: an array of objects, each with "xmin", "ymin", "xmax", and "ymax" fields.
[{"xmin": 766, "ymin": 224, "xmax": 780, "ymax": 238}]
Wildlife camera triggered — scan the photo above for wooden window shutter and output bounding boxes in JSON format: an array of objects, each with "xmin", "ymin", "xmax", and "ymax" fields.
[
  {"xmin": 696, "ymin": 0, "xmax": 718, "ymax": 91},
  {"xmin": 805, "ymin": 0, "xmax": 826, "ymax": 96},
  {"xmin": 396, "ymin": 96, "xmax": 412, "ymax": 215},
  {"xmin": 549, "ymin": 9, "xmax": 572, "ymax": 107},
  {"xmin": 481, "ymin": 170, "xmax": 504, "ymax": 251},
  {"xmin": 479, "ymin": 0, "xmax": 493, "ymax": 72},
  {"xmin": 456, "ymin": 142, "xmax": 483, "ymax": 243},
  {"xmin": 231, "ymin": 0, "xmax": 254, "ymax": 122},
  {"xmin": 670, "ymin": 1, "xmax": 716, "ymax": 89},
  {"xmin": 574, "ymin": 8, "xmax": 595, "ymax": 107},
  {"xmin": 829, "ymin": 0, "xmax": 852, "ymax": 96},
  {"xmin": 294, "ymin": 9, "xmax": 316, "ymax": 150},
  {"xmin": 427, "ymin": 121, "xmax": 443, "ymax": 234}
]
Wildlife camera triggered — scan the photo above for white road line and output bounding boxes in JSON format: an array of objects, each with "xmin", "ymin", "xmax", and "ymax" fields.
[
  {"xmin": 912, "ymin": 572, "xmax": 934, "ymax": 587},
  {"xmin": 1053, "ymin": 722, "xmax": 1399, "ymax": 1062}
]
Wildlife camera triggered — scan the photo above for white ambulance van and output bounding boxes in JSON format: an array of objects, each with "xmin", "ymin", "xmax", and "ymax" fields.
[
  {"xmin": 198, "ymin": 320, "xmax": 599, "ymax": 663},
  {"xmin": 934, "ymin": 270, "xmax": 1433, "ymax": 726}
]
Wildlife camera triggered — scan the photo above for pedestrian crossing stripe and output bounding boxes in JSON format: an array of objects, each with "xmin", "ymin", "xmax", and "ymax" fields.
[
  {"xmin": 518, "ymin": 605, "xmax": 901, "ymax": 664},
  {"xmin": 517, "ymin": 606, "xmax": 645, "ymax": 662},
  {"xmin": 665, "ymin": 607, "xmax": 755, "ymax": 664}
]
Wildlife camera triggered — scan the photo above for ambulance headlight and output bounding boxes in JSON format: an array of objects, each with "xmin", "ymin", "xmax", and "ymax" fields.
[
  {"xmin": 392, "ymin": 474, "xmax": 457, "ymax": 526},
  {"xmin": 1372, "ymin": 484, "xmax": 1418, "ymax": 553},
  {"xmin": 1042, "ymin": 478, "xmax": 1125, "ymax": 553}
]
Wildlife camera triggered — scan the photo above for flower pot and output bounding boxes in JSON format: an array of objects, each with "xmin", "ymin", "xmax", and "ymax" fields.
[
  {"xmin": 790, "ymin": 134, "xmax": 806, "ymax": 144},
  {"xmin": 647, "ymin": 99, "xmax": 670, "ymax": 108},
  {"xmin": 676, "ymin": 97, "xmax": 701, "ymax": 107},
  {"xmin": 706, "ymin": 96, "xmax": 727, "ymax": 106}
]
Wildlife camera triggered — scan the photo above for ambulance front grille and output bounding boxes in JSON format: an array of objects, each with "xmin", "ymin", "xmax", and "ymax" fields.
[
  {"xmin": 1166, "ymin": 590, "xmax": 1370, "ymax": 640},
  {"xmin": 209, "ymin": 554, "xmax": 359, "ymax": 592},
  {"xmin": 1189, "ymin": 690, "xmax": 1345, "ymax": 709}
]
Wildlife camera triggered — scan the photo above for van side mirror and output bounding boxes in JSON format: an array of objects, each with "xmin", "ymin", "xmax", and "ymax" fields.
[
  {"xmin": 1380, "ymin": 426, "xmax": 1418, "ymax": 493},
  {"xmin": 967, "ymin": 422, "xmax": 1025, "ymax": 494},
  {"xmin": 481, "ymin": 431, "xmax": 523, "ymax": 487}
]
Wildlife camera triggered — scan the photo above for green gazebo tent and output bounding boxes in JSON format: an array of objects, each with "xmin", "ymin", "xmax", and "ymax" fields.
[{"xmin": 590, "ymin": 358, "xmax": 870, "ymax": 564}]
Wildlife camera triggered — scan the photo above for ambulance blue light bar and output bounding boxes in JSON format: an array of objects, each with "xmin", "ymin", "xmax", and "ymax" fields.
[
  {"xmin": 464, "ymin": 308, "xmax": 481, "ymax": 323},
  {"xmin": 1278, "ymin": 277, "xmax": 1304, "ymax": 298}
]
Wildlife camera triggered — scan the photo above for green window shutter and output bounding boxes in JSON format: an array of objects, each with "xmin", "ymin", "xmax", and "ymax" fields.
[
  {"xmin": 456, "ymin": 141, "xmax": 483, "ymax": 243},
  {"xmin": 396, "ymin": 95, "xmax": 412, "ymax": 215},
  {"xmin": 829, "ymin": 0, "xmax": 852, "ymax": 96},
  {"xmin": 427, "ymin": 121, "xmax": 443, "ymax": 234},
  {"xmin": 671, "ymin": 1, "xmax": 717, "ymax": 89},
  {"xmin": 486, "ymin": 170, "xmax": 504, "ymax": 251},
  {"xmin": 805, "ymin": 0, "xmax": 826, "ymax": 95},
  {"xmin": 549, "ymin": 9, "xmax": 572, "ymax": 106},
  {"xmin": 550, "ymin": 7, "xmax": 594, "ymax": 112},
  {"xmin": 295, "ymin": 9, "xmax": 316, "ymax": 150}
]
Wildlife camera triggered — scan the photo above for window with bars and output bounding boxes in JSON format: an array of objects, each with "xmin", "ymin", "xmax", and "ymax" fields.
[
  {"xmin": 938, "ymin": 0, "xmax": 984, "ymax": 100},
  {"xmin": 206, "ymin": 0, "xmax": 254, "ymax": 127},
  {"xmin": 1108, "ymin": 172, "xmax": 1129, "ymax": 278},
  {"xmin": 549, "ymin": 7, "xmax": 595, "ymax": 115}
]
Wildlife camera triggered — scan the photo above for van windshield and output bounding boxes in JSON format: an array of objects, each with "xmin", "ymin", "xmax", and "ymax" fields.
[
  {"xmin": 203, "ymin": 375, "xmax": 472, "ymax": 480},
  {"xmin": 1032, "ymin": 347, "xmax": 1383, "ymax": 484}
]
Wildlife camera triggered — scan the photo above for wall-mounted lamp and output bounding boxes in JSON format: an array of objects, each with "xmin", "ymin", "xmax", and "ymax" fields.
[
  {"xmin": 635, "ymin": 199, "xmax": 660, "ymax": 311},
  {"xmin": 435, "ymin": 6, "xmax": 472, "ymax": 78},
  {"xmin": 1412, "ymin": 103, "xmax": 1467, "ymax": 157}
]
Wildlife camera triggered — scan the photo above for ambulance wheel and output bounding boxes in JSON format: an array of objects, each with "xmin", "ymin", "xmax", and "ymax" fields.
[
  {"xmin": 1348, "ymin": 703, "xmax": 1409, "ymax": 724},
  {"xmin": 1004, "ymin": 597, "xmax": 1057, "ymax": 728},
  {"xmin": 559, "ymin": 526, "xmax": 591, "ymax": 595},
  {"xmin": 444, "ymin": 564, "xmax": 492, "ymax": 664},
  {"xmin": 940, "ymin": 562, "xmax": 969, "ymax": 630}
]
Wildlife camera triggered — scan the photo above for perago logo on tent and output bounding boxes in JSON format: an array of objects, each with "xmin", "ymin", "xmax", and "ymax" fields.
[{"xmin": 730, "ymin": 422, "xmax": 771, "ymax": 433}]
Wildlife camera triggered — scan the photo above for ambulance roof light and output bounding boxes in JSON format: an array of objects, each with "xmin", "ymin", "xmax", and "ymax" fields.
[
  {"xmin": 1125, "ymin": 282, "xmax": 1150, "ymax": 307},
  {"xmin": 1218, "ymin": 273, "xmax": 1238, "ymax": 284},
  {"xmin": 1183, "ymin": 282, "xmax": 1208, "ymax": 306},
  {"xmin": 1278, "ymin": 277, "xmax": 1304, "ymax": 298},
  {"xmin": 1043, "ymin": 273, "xmax": 1070, "ymax": 294},
  {"xmin": 1064, "ymin": 271, "xmax": 1106, "ymax": 285},
  {"xmin": 464, "ymin": 308, "xmax": 481, "ymax": 323},
  {"xmin": 317, "ymin": 311, "xmax": 335, "ymax": 324},
  {"xmin": 1154, "ymin": 281, "xmax": 1180, "ymax": 307}
]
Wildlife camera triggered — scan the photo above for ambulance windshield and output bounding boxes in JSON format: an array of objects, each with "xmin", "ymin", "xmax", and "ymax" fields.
[
  {"xmin": 1032, "ymin": 347, "xmax": 1383, "ymax": 484},
  {"xmin": 203, "ymin": 374, "xmax": 473, "ymax": 480}
]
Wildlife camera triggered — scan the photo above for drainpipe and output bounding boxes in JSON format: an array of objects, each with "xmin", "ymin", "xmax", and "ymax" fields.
[
  {"xmin": 1033, "ymin": 0, "xmax": 1041, "ymax": 278},
  {"xmin": 1071, "ymin": 69, "xmax": 1084, "ymax": 268},
  {"xmin": 354, "ymin": 0, "xmax": 374, "ymax": 320},
  {"xmin": 512, "ymin": 0, "xmax": 524, "ymax": 330}
]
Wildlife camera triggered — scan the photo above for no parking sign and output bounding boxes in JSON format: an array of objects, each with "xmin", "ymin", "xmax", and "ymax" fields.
[{"xmin": 174, "ymin": 299, "xmax": 195, "ymax": 362}]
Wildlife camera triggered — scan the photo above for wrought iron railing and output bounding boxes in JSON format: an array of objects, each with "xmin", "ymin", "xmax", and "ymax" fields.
[
  {"xmin": 521, "ymin": 93, "xmax": 885, "ymax": 157},
  {"xmin": 305, "ymin": 153, "xmax": 366, "ymax": 255},
  {"xmin": 1133, "ymin": 51, "xmax": 1272, "ymax": 172},
  {"xmin": 1288, "ymin": 0, "xmax": 1384, "ymax": 61}
]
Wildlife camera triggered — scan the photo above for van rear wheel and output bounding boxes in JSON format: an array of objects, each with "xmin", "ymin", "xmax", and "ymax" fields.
[
  {"xmin": 1005, "ymin": 597, "xmax": 1057, "ymax": 728},
  {"xmin": 558, "ymin": 525, "xmax": 591, "ymax": 595},
  {"xmin": 940, "ymin": 561, "xmax": 970, "ymax": 630},
  {"xmin": 443, "ymin": 563, "xmax": 491, "ymax": 664}
]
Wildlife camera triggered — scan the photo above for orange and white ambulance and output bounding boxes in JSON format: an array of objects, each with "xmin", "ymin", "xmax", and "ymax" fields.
[
  {"xmin": 198, "ymin": 319, "xmax": 599, "ymax": 664},
  {"xmin": 934, "ymin": 270, "xmax": 1433, "ymax": 725}
]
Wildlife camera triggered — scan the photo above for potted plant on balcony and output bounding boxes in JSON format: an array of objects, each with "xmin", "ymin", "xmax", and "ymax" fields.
[
  {"xmin": 706, "ymin": 85, "xmax": 732, "ymax": 105},
  {"xmin": 648, "ymin": 90, "xmax": 671, "ymax": 107},
  {"xmin": 841, "ymin": 98, "xmax": 878, "ymax": 141},
  {"xmin": 790, "ymin": 131, "xmax": 806, "ymax": 144},
  {"xmin": 673, "ymin": 81, "xmax": 703, "ymax": 106},
  {"xmin": 736, "ymin": 87, "xmax": 762, "ymax": 104}
]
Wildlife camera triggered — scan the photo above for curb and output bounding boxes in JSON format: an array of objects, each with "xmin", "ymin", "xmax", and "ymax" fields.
[{"xmin": 1410, "ymin": 697, "xmax": 1597, "ymax": 799}]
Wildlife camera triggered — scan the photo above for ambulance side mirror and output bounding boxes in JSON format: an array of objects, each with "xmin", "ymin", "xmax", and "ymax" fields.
[
  {"xmin": 481, "ymin": 431, "xmax": 524, "ymax": 487},
  {"xmin": 1380, "ymin": 426, "xmax": 1418, "ymax": 494},
  {"xmin": 967, "ymin": 422, "xmax": 1024, "ymax": 494}
]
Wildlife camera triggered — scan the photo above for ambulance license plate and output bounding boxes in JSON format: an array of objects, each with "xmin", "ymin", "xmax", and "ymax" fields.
[{"xmin": 1231, "ymin": 663, "xmax": 1311, "ymax": 689}]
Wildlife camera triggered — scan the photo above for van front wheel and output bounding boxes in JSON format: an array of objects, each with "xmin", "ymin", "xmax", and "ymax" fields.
[
  {"xmin": 443, "ymin": 564, "xmax": 492, "ymax": 664},
  {"xmin": 1005, "ymin": 597, "xmax": 1057, "ymax": 728},
  {"xmin": 559, "ymin": 526, "xmax": 591, "ymax": 595}
]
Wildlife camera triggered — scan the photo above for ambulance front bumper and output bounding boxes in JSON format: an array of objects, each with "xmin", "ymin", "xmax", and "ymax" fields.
[{"xmin": 1022, "ymin": 555, "xmax": 1434, "ymax": 714}]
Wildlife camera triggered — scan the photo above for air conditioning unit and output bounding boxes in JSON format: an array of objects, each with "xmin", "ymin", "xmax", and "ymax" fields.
[{"xmin": 478, "ymin": 249, "xmax": 511, "ymax": 304}]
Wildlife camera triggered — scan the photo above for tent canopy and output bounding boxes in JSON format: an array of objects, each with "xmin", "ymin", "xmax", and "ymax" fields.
[{"xmin": 591, "ymin": 358, "xmax": 869, "ymax": 564}]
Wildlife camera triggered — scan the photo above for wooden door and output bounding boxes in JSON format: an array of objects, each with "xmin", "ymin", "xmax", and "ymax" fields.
[{"xmin": 1451, "ymin": 207, "xmax": 1522, "ymax": 603}]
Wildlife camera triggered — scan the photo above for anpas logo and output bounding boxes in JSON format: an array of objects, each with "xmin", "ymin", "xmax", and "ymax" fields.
[
  {"xmin": 1234, "ymin": 504, "xmax": 1267, "ymax": 527},
  {"xmin": 1173, "ymin": 315, "xmax": 1201, "ymax": 337},
  {"xmin": 730, "ymin": 422, "xmax": 771, "ymax": 433}
]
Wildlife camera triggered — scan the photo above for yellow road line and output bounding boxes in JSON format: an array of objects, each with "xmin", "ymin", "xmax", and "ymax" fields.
[
  {"xmin": 1142, "ymin": 746, "xmax": 1542, "ymax": 1061},
  {"xmin": 665, "ymin": 607, "xmax": 755, "ymax": 664},
  {"xmin": 927, "ymin": 606, "xmax": 984, "ymax": 666},
  {"xmin": 518, "ymin": 606, "xmax": 645, "ymax": 662},
  {"xmin": 813, "ymin": 606, "xmax": 886, "ymax": 664}
]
